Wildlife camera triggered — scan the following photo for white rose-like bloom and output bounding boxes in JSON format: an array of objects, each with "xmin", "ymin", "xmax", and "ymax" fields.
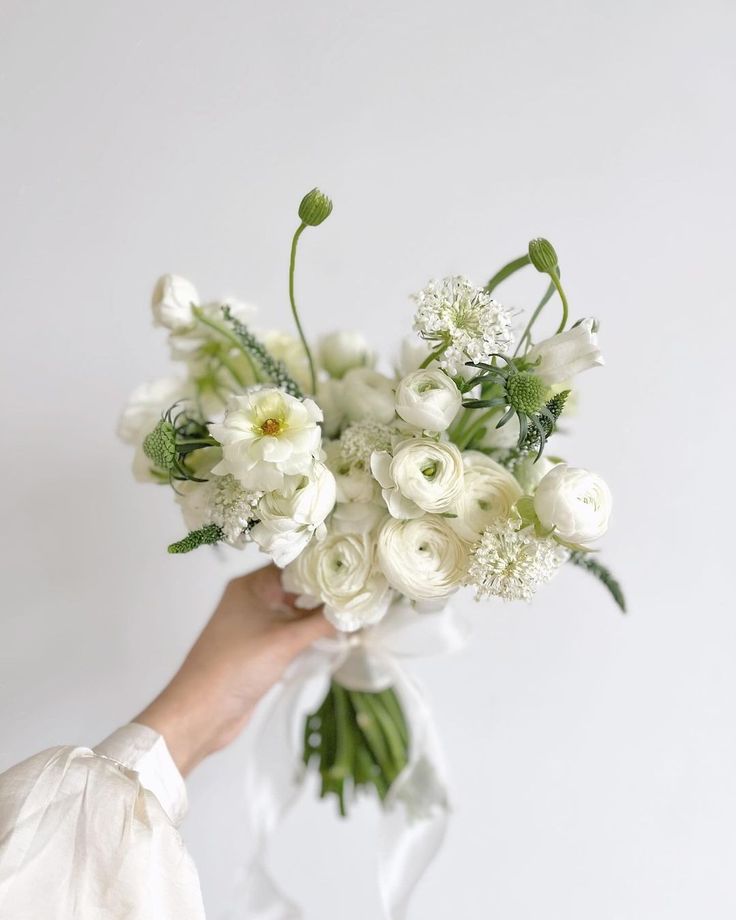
[
  {"xmin": 318, "ymin": 331, "xmax": 375, "ymax": 379},
  {"xmin": 449, "ymin": 451, "xmax": 523, "ymax": 541},
  {"xmin": 371, "ymin": 439, "xmax": 464, "ymax": 519},
  {"xmin": 533, "ymin": 464, "xmax": 612, "ymax": 544},
  {"xmin": 377, "ymin": 515, "xmax": 468, "ymax": 601},
  {"xmin": 283, "ymin": 530, "xmax": 392, "ymax": 631},
  {"xmin": 117, "ymin": 376, "xmax": 191, "ymax": 483},
  {"xmin": 209, "ymin": 388, "xmax": 322, "ymax": 491},
  {"xmin": 151, "ymin": 274, "xmax": 199, "ymax": 332},
  {"xmin": 251, "ymin": 462, "xmax": 336, "ymax": 566},
  {"xmin": 395, "ymin": 369, "xmax": 462, "ymax": 432},
  {"xmin": 341, "ymin": 368, "xmax": 396, "ymax": 425},
  {"xmin": 526, "ymin": 318, "xmax": 604, "ymax": 385}
]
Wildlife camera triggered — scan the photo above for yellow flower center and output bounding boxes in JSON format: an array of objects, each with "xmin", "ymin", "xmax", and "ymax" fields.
[{"xmin": 259, "ymin": 417, "xmax": 283, "ymax": 437}]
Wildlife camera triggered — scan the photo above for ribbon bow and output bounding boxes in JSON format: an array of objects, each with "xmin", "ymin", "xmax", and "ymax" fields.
[{"xmin": 226, "ymin": 599, "xmax": 469, "ymax": 919}]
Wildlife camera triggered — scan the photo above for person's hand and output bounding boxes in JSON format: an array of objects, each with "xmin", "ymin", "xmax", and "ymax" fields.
[{"xmin": 135, "ymin": 564, "xmax": 332, "ymax": 776}]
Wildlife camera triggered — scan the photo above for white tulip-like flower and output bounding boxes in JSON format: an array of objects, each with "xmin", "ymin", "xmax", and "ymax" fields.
[
  {"xmin": 117, "ymin": 376, "xmax": 191, "ymax": 483},
  {"xmin": 318, "ymin": 331, "xmax": 375, "ymax": 379},
  {"xmin": 283, "ymin": 529, "xmax": 393, "ymax": 631},
  {"xmin": 533, "ymin": 464, "xmax": 612, "ymax": 544},
  {"xmin": 395, "ymin": 335, "xmax": 432, "ymax": 376},
  {"xmin": 377, "ymin": 515, "xmax": 469, "ymax": 601},
  {"xmin": 467, "ymin": 519, "xmax": 567, "ymax": 602},
  {"xmin": 209, "ymin": 387, "xmax": 323, "ymax": 491},
  {"xmin": 412, "ymin": 276, "xmax": 514, "ymax": 376},
  {"xmin": 151, "ymin": 274, "xmax": 199, "ymax": 332},
  {"xmin": 340, "ymin": 368, "xmax": 396, "ymax": 425},
  {"xmin": 395, "ymin": 369, "xmax": 462, "ymax": 432},
  {"xmin": 371, "ymin": 439, "xmax": 464, "ymax": 519},
  {"xmin": 526, "ymin": 318, "xmax": 604, "ymax": 385},
  {"xmin": 449, "ymin": 452, "xmax": 523, "ymax": 542},
  {"xmin": 251, "ymin": 462, "xmax": 337, "ymax": 566}
]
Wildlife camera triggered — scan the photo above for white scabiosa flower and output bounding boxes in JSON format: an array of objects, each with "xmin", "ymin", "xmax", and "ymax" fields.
[
  {"xmin": 339, "ymin": 420, "xmax": 395, "ymax": 470},
  {"xmin": 318, "ymin": 331, "xmax": 375, "ymax": 379},
  {"xmin": 412, "ymin": 276, "xmax": 514, "ymax": 375},
  {"xmin": 283, "ymin": 529, "xmax": 392, "ymax": 632},
  {"xmin": 371, "ymin": 438, "xmax": 464, "ymax": 519},
  {"xmin": 394, "ymin": 368, "xmax": 462, "ymax": 432},
  {"xmin": 449, "ymin": 452, "xmax": 523, "ymax": 542},
  {"xmin": 533, "ymin": 464, "xmax": 612, "ymax": 545},
  {"xmin": 251, "ymin": 462, "xmax": 337, "ymax": 566},
  {"xmin": 376, "ymin": 515, "xmax": 469, "ymax": 601},
  {"xmin": 179, "ymin": 477, "xmax": 263, "ymax": 546},
  {"xmin": 209, "ymin": 387, "xmax": 322, "ymax": 491},
  {"xmin": 340, "ymin": 368, "xmax": 396, "ymax": 425},
  {"xmin": 467, "ymin": 520, "xmax": 567, "ymax": 602},
  {"xmin": 526, "ymin": 318, "xmax": 604, "ymax": 385}
]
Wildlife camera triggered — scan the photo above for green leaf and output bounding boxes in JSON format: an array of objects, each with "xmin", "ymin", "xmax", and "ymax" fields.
[
  {"xmin": 484, "ymin": 254, "xmax": 531, "ymax": 294},
  {"xmin": 569, "ymin": 551, "xmax": 627, "ymax": 613}
]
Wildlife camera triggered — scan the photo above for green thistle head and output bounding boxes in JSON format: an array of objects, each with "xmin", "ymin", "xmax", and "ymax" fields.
[
  {"xmin": 506, "ymin": 372, "xmax": 548, "ymax": 414},
  {"xmin": 298, "ymin": 188, "xmax": 333, "ymax": 226},
  {"xmin": 143, "ymin": 419, "xmax": 177, "ymax": 470}
]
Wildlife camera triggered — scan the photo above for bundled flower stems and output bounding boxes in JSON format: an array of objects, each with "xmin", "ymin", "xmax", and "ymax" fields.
[{"xmin": 120, "ymin": 187, "xmax": 624, "ymax": 825}]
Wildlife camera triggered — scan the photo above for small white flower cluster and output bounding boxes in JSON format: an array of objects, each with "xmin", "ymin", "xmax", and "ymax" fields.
[
  {"xmin": 121, "ymin": 266, "xmax": 613, "ymax": 631},
  {"xmin": 412, "ymin": 276, "xmax": 515, "ymax": 375}
]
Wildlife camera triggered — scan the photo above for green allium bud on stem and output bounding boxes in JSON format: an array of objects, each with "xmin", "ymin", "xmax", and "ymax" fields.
[{"xmin": 528, "ymin": 238, "xmax": 559, "ymax": 275}]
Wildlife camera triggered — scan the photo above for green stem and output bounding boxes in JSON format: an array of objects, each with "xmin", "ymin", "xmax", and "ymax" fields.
[
  {"xmin": 484, "ymin": 254, "xmax": 530, "ymax": 294},
  {"xmin": 457, "ymin": 407, "xmax": 498, "ymax": 450},
  {"xmin": 549, "ymin": 271, "xmax": 569, "ymax": 334},
  {"xmin": 217, "ymin": 352, "xmax": 247, "ymax": 388},
  {"xmin": 419, "ymin": 343, "xmax": 448, "ymax": 369},
  {"xmin": 513, "ymin": 277, "xmax": 557, "ymax": 357},
  {"xmin": 192, "ymin": 307, "xmax": 260, "ymax": 381},
  {"xmin": 289, "ymin": 222, "xmax": 318, "ymax": 394}
]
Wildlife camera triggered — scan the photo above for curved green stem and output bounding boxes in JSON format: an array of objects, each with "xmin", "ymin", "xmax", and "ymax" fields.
[
  {"xmin": 549, "ymin": 270, "xmax": 569, "ymax": 334},
  {"xmin": 457, "ymin": 407, "xmax": 498, "ymax": 450},
  {"xmin": 191, "ymin": 307, "xmax": 259, "ymax": 381},
  {"xmin": 514, "ymin": 279, "xmax": 556, "ymax": 356},
  {"xmin": 419, "ymin": 343, "xmax": 448, "ymax": 369},
  {"xmin": 484, "ymin": 254, "xmax": 531, "ymax": 293},
  {"xmin": 289, "ymin": 222, "xmax": 318, "ymax": 394}
]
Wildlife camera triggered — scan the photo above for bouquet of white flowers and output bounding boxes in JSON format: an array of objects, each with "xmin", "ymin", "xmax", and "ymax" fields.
[{"xmin": 120, "ymin": 188, "xmax": 624, "ymax": 915}]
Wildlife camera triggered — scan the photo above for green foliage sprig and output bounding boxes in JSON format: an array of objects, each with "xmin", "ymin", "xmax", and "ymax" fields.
[
  {"xmin": 221, "ymin": 306, "xmax": 303, "ymax": 397},
  {"xmin": 569, "ymin": 551, "xmax": 627, "ymax": 613},
  {"xmin": 168, "ymin": 523, "xmax": 224, "ymax": 554}
]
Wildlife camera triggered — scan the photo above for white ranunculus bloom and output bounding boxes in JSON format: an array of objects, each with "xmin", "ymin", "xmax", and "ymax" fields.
[
  {"xmin": 151, "ymin": 274, "xmax": 199, "ymax": 332},
  {"xmin": 283, "ymin": 529, "xmax": 392, "ymax": 631},
  {"xmin": 395, "ymin": 369, "xmax": 462, "ymax": 432},
  {"xmin": 533, "ymin": 463, "xmax": 612, "ymax": 544},
  {"xmin": 449, "ymin": 452, "xmax": 523, "ymax": 542},
  {"xmin": 376, "ymin": 515, "xmax": 469, "ymax": 601},
  {"xmin": 117, "ymin": 376, "xmax": 191, "ymax": 483},
  {"xmin": 318, "ymin": 331, "xmax": 375, "ymax": 379},
  {"xmin": 371, "ymin": 439, "xmax": 464, "ymax": 519},
  {"xmin": 341, "ymin": 368, "xmax": 396, "ymax": 425},
  {"xmin": 324, "ymin": 441, "xmax": 376, "ymax": 504},
  {"xmin": 251, "ymin": 462, "xmax": 336, "ymax": 566},
  {"xmin": 209, "ymin": 388, "xmax": 322, "ymax": 491},
  {"xmin": 526, "ymin": 318, "xmax": 604, "ymax": 385}
]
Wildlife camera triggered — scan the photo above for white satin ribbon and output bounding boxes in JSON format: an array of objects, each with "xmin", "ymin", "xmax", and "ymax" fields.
[{"xmin": 224, "ymin": 599, "xmax": 470, "ymax": 920}]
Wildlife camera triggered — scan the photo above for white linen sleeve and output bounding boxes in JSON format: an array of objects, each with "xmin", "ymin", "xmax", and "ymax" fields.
[{"xmin": 0, "ymin": 723, "xmax": 206, "ymax": 920}]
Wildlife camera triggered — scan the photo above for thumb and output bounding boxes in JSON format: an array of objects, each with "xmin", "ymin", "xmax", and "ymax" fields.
[{"xmin": 279, "ymin": 608, "xmax": 336, "ymax": 658}]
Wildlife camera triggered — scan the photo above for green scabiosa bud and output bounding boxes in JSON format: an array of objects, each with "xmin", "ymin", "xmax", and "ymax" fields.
[
  {"xmin": 528, "ymin": 238, "xmax": 558, "ymax": 275},
  {"xmin": 298, "ymin": 188, "xmax": 333, "ymax": 226},
  {"xmin": 143, "ymin": 419, "xmax": 177, "ymax": 470},
  {"xmin": 168, "ymin": 524, "xmax": 224, "ymax": 554},
  {"xmin": 506, "ymin": 372, "xmax": 548, "ymax": 414}
]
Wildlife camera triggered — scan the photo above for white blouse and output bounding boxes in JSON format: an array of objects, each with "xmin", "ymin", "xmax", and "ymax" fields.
[{"xmin": 0, "ymin": 723, "xmax": 205, "ymax": 919}]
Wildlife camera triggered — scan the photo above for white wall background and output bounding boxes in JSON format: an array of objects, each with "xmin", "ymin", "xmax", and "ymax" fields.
[{"xmin": 1, "ymin": 1, "xmax": 734, "ymax": 917}]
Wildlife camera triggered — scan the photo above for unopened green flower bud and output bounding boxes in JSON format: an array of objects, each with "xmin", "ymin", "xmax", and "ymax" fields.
[
  {"xmin": 143, "ymin": 419, "xmax": 177, "ymax": 470},
  {"xmin": 298, "ymin": 188, "xmax": 333, "ymax": 226},
  {"xmin": 506, "ymin": 372, "xmax": 548, "ymax": 414},
  {"xmin": 528, "ymin": 238, "xmax": 558, "ymax": 275}
]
